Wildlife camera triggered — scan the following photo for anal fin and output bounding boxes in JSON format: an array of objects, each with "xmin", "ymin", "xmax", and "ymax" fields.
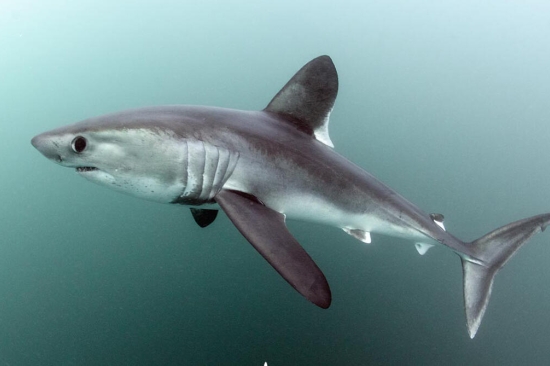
[
  {"xmin": 415, "ymin": 242, "xmax": 435, "ymax": 255},
  {"xmin": 215, "ymin": 189, "xmax": 331, "ymax": 308}
]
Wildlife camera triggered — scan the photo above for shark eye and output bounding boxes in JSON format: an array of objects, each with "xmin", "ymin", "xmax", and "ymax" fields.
[{"xmin": 71, "ymin": 136, "xmax": 87, "ymax": 153}]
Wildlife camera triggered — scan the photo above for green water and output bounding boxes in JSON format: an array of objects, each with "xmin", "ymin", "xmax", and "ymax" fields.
[{"xmin": 2, "ymin": 0, "xmax": 550, "ymax": 364}]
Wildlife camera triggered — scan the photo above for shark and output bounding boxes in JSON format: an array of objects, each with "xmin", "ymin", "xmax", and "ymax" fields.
[{"xmin": 31, "ymin": 55, "xmax": 550, "ymax": 338}]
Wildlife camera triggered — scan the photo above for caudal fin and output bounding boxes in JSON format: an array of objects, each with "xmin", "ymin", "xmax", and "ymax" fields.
[{"xmin": 461, "ymin": 213, "xmax": 550, "ymax": 338}]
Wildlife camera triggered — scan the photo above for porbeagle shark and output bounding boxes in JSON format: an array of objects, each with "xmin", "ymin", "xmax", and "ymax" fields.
[{"xmin": 31, "ymin": 56, "xmax": 550, "ymax": 338}]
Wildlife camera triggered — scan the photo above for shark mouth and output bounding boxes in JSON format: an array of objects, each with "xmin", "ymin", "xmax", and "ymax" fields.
[{"xmin": 76, "ymin": 167, "xmax": 99, "ymax": 173}]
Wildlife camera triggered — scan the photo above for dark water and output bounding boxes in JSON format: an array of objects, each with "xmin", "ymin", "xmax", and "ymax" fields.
[{"xmin": 2, "ymin": 0, "xmax": 550, "ymax": 364}]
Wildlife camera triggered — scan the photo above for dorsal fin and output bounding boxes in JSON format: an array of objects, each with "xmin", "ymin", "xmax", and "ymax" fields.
[{"xmin": 264, "ymin": 55, "xmax": 338, "ymax": 147}]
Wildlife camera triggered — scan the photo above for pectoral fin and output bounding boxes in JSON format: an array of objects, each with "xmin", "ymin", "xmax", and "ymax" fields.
[
  {"xmin": 215, "ymin": 189, "xmax": 331, "ymax": 309},
  {"xmin": 190, "ymin": 208, "xmax": 218, "ymax": 228}
]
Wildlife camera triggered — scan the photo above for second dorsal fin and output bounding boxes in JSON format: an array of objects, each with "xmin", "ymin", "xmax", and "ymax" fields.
[
  {"xmin": 430, "ymin": 213, "xmax": 445, "ymax": 230},
  {"xmin": 264, "ymin": 55, "xmax": 338, "ymax": 147}
]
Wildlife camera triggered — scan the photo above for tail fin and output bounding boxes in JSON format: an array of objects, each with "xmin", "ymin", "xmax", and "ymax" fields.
[{"xmin": 461, "ymin": 213, "xmax": 550, "ymax": 338}]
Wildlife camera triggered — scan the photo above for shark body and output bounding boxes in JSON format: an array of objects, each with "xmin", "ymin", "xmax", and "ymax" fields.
[{"xmin": 32, "ymin": 56, "xmax": 550, "ymax": 338}]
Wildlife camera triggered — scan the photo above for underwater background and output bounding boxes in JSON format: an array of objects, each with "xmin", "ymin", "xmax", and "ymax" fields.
[{"xmin": 2, "ymin": 0, "xmax": 550, "ymax": 364}]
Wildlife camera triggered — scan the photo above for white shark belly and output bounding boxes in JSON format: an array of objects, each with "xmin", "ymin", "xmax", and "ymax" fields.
[
  {"xmin": 226, "ymin": 166, "xmax": 429, "ymax": 244},
  {"xmin": 276, "ymin": 194, "xmax": 430, "ymax": 242}
]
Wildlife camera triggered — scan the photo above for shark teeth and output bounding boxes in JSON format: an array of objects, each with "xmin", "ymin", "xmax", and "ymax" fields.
[{"xmin": 76, "ymin": 167, "xmax": 98, "ymax": 172}]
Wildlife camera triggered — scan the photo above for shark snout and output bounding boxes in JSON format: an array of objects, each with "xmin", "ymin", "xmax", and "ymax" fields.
[
  {"xmin": 30, "ymin": 134, "xmax": 43, "ymax": 150},
  {"xmin": 31, "ymin": 133, "xmax": 62, "ymax": 163}
]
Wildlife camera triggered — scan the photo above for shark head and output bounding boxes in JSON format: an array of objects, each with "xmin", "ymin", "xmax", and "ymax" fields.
[
  {"xmin": 31, "ymin": 107, "xmax": 239, "ymax": 205},
  {"xmin": 31, "ymin": 110, "xmax": 192, "ymax": 203}
]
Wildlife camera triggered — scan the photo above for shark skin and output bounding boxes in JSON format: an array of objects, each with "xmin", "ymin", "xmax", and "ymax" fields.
[{"xmin": 31, "ymin": 56, "xmax": 550, "ymax": 338}]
